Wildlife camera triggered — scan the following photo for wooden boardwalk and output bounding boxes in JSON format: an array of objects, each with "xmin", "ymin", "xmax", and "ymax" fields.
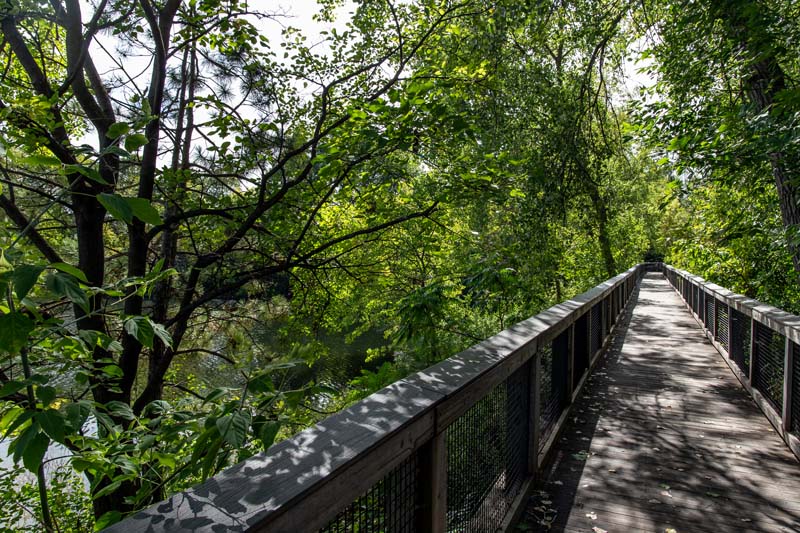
[{"xmin": 520, "ymin": 273, "xmax": 800, "ymax": 533}]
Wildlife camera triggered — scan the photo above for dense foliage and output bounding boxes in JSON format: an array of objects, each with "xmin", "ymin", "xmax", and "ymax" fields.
[{"xmin": 0, "ymin": 0, "xmax": 796, "ymax": 530}]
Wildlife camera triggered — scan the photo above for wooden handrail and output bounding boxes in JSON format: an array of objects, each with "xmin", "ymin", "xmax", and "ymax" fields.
[
  {"xmin": 106, "ymin": 265, "xmax": 648, "ymax": 532},
  {"xmin": 663, "ymin": 264, "xmax": 800, "ymax": 463}
]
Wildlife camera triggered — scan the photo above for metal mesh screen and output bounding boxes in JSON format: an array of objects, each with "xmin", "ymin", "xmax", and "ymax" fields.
[
  {"xmin": 446, "ymin": 363, "xmax": 529, "ymax": 532},
  {"xmin": 611, "ymin": 289, "xmax": 617, "ymax": 320},
  {"xmin": 792, "ymin": 341, "xmax": 800, "ymax": 436},
  {"xmin": 590, "ymin": 302, "xmax": 602, "ymax": 356},
  {"xmin": 704, "ymin": 294, "xmax": 715, "ymax": 331},
  {"xmin": 540, "ymin": 331, "xmax": 569, "ymax": 441},
  {"xmin": 753, "ymin": 321, "xmax": 785, "ymax": 412},
  {"xmin": 730, "ymin": 309, "xmax": 751, "ymax": 376},
  {"xmin": 715, "ymin": 300, "xmax": 729, "ymax": 351},
  {"xmin": 693, "ymin": 285, "xmax": 699, "ymax": 314},
  {"xmin": 573, "ymin": 312, "xmax": 590, "ymax": 389},
  {"xmin": 698, "ymin": 290, "xmax": 705, "ymax": 322},
  {"xmin": 320, "ymin": 453, "xmax": 418, "ymax": 533}
]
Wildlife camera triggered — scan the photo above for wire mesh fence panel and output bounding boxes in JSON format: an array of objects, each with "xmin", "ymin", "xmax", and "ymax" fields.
[
  {"xmin": 753, "ymin": 322, "xmax": 785, "ymax": 412},
  {"xmin": 693, "ymin": 285, "xmax": 699, "ymax": 314},
  {"xmin": 445, "ymin": 364, "xmax": 530, "ymax": 533},
  {"xmin": 605, "ymin": 297, "xmax": 613, "ymax": 333},
  {"xmin": 704, "ymin": 294, "xmax": 715, "ymax": 332},
  {"xmin": 573, "ymin": 313, "xmax": 590, "ymax": 390},
  {"xmin": 715, "ymin": 300, "xmax": 729, "ymax": 351},
  {"xmin": 590, "ymin": 302, "xmax": 602, "ymax": 356},
  {"xmin": 540, "ymin": 331, "xmax": 569, "ymax": 444},
  {"xmin": 319, "ymin": 453, "xmax": 418, "ymax": 533},
  {"xmin": 792, "ymin": 341, "xmax": 800, "ymax": 437},
  {"xmin": 730, "ymin": 309, "xmax": 751, "ymax": 376}
]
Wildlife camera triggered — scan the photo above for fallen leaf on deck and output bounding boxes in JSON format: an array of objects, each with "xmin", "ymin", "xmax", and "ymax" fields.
[{"xmin": 586, "ymin": 512, "xmax": 597, "ymax": 519}]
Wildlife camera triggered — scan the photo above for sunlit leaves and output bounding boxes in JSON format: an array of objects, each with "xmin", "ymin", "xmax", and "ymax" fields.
[
  {"xmin": 96, "ymin": 193, "xmax": 162, "ymax": 225},
  {"xmin": 123, "ymin": 316, "xmax": 172, "ymax": 349},
  {"xmin": 0, "ymin": 312, "xmax": 34, "ymax": 354}
]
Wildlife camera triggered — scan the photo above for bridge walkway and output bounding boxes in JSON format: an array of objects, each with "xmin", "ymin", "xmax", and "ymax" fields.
[{"xmin": 521, "ymin": 273, "xmax": 800, "ymax": 532}]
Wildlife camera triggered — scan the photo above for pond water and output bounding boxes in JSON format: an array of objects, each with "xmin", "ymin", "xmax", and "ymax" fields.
[
  {"xmin": 0, "ymin": 318, "xmax": 390, "ymax": 515},
  {"xmin": 190, "ymin": 318, "xmax": 391, "ymax": 393}
]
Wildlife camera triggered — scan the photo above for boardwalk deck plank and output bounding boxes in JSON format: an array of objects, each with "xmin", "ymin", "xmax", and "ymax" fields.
[{"xmin": 521, "ymin": 273, "xmax": 800, "ymax": 533}]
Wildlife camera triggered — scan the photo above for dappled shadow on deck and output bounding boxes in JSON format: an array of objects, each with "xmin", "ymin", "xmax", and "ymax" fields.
[{"xmin": 519, "ymin": 273, "xmax": 800, "ymax": 533}]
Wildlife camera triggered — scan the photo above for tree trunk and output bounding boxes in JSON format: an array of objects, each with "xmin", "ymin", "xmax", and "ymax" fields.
[
  {"xmin": 717, "ymin": 2, "xmax": 800, "ymax": 282},
  {"xmin": 746, "ymin": 58, "xmax": 800, "ymax": 278},
  {"xmin": 588, "ymin": 184, "xmax": 616, "ymax": 278}
]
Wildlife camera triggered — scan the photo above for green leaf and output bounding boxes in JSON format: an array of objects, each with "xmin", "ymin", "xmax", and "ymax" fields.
[
  {"xmin": 0, "ymin": 312, "xmax": 34, "ymax": 355},
  {"xmin": 152, "ymin": 321, "xmax": 172, "ymax": 348},
  {"xmin": 124, "ymin": 133, "xmax": 149, "ymax": 152},
  {"xmin": 107, "ymin": 122, "xmax": 131, "ymax": 139},
  {"xmin": 127, "ymin": 198, "xmax": 163, "ymax": 225},
  {"xmin": 101, "ymin": 364, "xmax": 124, "ymax": 378},
  {"xmin": 105, "ymin": 401, "xmax": 135, "ymax": 421},
  {"xmin": 46, "ymin": 272, "xmax": 89, "ymax": 312},
  {"xmin": 49, "ymin": 262, "xmax": 89, "ymax": 283},
  {"xmin": 94, "ymin": 511, "xmax": 122, "ymax": 530},
  {"xmin": 137, "ymin": 434, "xmax": 156, "ymax": 452},
  {"xmin": 3, "ymin": 409, "xmax": 34, "ymax": 437},
  {"xmin": 22, "ymin": 154, "xmax": 62, "ymax": 167},
  {"xmin": 200, "ymin": 434, "xmax": 223, "ymax": 480},
  {"xmin": 124, "ymin": 316, "xmax": 154, "ymax": 348},
  {"xmin": 66, "ymin": 401, "xmax": 92, "ymax": 431},
  {"xmin": 37, "ymin": 409, "xmax": 66, "ymax": 443},
  {"xmin": 0, "ymin": 249, "xmax": 12, "ymax": 273},
  {"xmin": 0, "ymin": 380, "xmax": 26, "ymax": 399},
  {"xmin": 203, "ymin": 387, "xmax": 230, "ymax": 404},
  {"xmin": 216, "ymin": 411, "xmax": 251, "ymax": 448},
  {"xmin": 154, "ymin": 452, "xmax": 176, "ymax": 469},
  {"xmin": 97, "ymin": 193, "xmax": 134, "ymax": 224},
  {"xmin": 259, "ymin": 421, "xmax": 281, "ymax": 449},
  {"xmin": 12, "ymin": 264, "xmax": 45, "ymax": 300},
  {"xmin": 69, "ymin": 164, "xmax": 108, "ymax": 185},
  {"xmin": 22, "ymin": 430, "xmax": 49, "ymax": 473},
  {"xmin": 36, "ymin": 385, "xmax": 56, "ymax": 407},
  {"xmin": 93, "ymin": 480, "xmax": 122, "ymax": 500}
]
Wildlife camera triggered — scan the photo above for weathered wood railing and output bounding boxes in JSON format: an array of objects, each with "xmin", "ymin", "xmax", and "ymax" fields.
[
  {"xmin": 663, "ymin": 265, "xmax": 800, "ymax": 462},
  {"xmin": 107, "ymin": 265, "xmax": 652, "ymax": 533}
]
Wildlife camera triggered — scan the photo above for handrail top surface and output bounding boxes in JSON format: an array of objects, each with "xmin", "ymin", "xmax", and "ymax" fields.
[
  {"xmin": 664, "ymin": 264, "xmax": 800, "ymax": 343},
  {"xmin": 106, "ymin": 265, "xmax": 642, "ymax": 532}
]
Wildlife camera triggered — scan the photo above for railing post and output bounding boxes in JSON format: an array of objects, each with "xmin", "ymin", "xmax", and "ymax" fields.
[
  {"xmin": 783, "ymin": 339, "xmax": 794, "ymax": 432},
  {"xmin": 748, "ymin": 318, "xmax": 757, "ymax": 385},
  {"xmin": 417, "ymin": 432, "xmax": 447, "ymax": 533},
  {"xmin": 528, "ymin": 351, "xmax": 542, "ymax": 475}
]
